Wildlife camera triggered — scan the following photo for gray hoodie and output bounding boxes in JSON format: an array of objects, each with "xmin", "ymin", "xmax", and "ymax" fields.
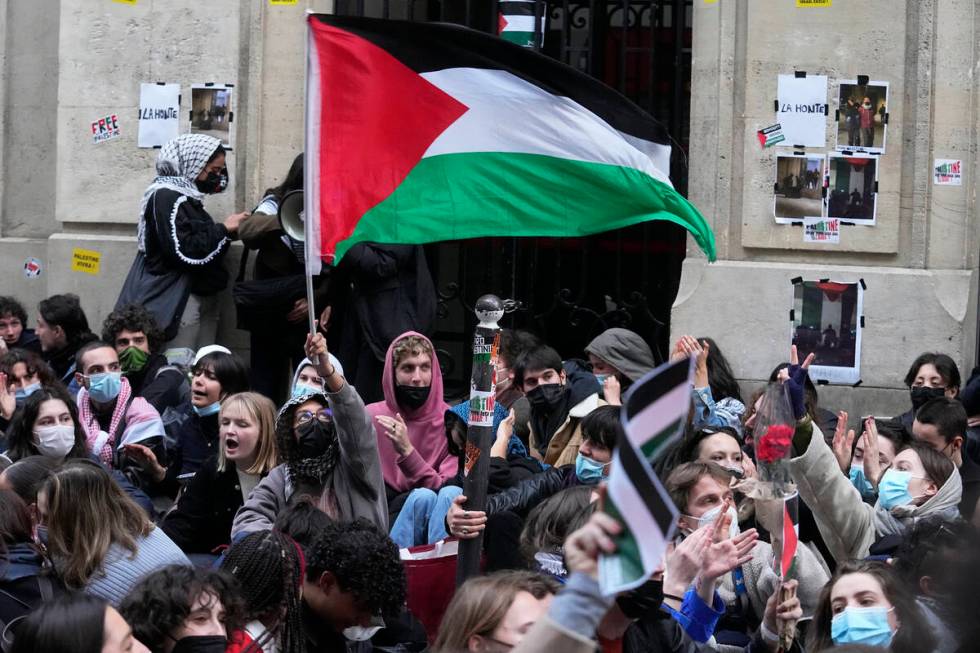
[{"xmin": 584, "ymin": 328, "xmax": 656, "ymax": 382}]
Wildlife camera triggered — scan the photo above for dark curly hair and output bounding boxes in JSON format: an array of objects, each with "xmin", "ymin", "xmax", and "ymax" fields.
[
  {"xmin": 101, "ymin": 304, "xmax": 165, "ymax": 353},
  {"xmin": 37, "ymin": 294, "xmax": 92, "ymax": 349},
  {"xmin": 0, "ymin": 296, "xmax": 28, "ymax": 325},
  {"xmin": 0, "ymin": 349, "xmax": 58, "ymax": 387},
  {"xmin": 220, "ymin": 530, "xmax": 306, "ymax": 653},
  {"xmin": 304, "ymin": 518, "xmax": 406, "ymax": 619},
  {"xmin": 119, "ymin": 565, "xmax": 245, "ymax": 653}
]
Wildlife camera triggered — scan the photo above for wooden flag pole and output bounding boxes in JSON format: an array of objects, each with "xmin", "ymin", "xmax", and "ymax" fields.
[{"xmin": 455, "ymin": 295, "xmax": 504, "ymax": 586}]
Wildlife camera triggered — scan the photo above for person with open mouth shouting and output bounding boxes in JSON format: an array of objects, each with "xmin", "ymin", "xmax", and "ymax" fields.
[{"xmin": 161, "ymin": 392, "xmax": 279, "ymax": 559}]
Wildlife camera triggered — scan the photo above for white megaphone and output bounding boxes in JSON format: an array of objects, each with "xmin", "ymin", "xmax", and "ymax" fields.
[{"xmin": 278, "ymin": 189, "xmax": 305, "ymax": 242}]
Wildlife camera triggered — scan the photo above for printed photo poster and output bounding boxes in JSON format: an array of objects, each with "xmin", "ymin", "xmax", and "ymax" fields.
[
  {"xmin": 791, "ymin": 280, "xmax": 863, "ymax": 384},
  {"xmin": 826, "ymin": 152, "xmax": 877, "ymax": 225},
  {"xmin": 836, "ymin": 80, "xmax": 888, "ymax": 153},
  {"xmin": 776, "ymin": 74, "xmax": 828, "ymax": 147},
  {"xmin": 138, "ymin": 83, "xmax": 180, "ymax": 148},
  {"xmin": 774, "ymin": 153, "xmax": 825, "ymax": 223},
  {"xmin": 190, "ymin": 85, "xmax": 233, "ymax": 148}
]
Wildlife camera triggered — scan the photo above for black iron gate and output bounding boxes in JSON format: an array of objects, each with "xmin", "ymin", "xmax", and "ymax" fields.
[{"xmin": 335, "ymin": 0, "xmax": 693, "ymax": 397}]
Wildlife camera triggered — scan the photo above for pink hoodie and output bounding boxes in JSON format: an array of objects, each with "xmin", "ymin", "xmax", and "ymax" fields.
[{"xmin": 366, "ymin": 331, "xmax": 457, "ymax": 493}]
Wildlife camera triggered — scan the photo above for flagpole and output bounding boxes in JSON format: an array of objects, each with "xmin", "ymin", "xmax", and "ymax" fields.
[
  {"xmin": 303, "ymin": 10, "xmax": 317, "ymax": 336},
  {"xmin": 456, "ymin": 295, "xmax": 504, "ymax": 586}
]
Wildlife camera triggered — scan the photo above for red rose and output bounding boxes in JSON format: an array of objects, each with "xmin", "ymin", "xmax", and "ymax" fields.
[{"xmin": 756, "ymin": 424, "xmax": 794, "ymax": 463}]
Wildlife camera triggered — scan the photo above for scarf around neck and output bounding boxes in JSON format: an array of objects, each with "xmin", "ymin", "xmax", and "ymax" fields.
[{"xmin": 873, "ymin": 466, "xmax": 963, "ymax": 537}]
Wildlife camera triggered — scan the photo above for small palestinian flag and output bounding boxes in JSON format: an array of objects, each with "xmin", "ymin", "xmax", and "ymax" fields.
[
  {"xmin": 599, "ymin": 356, "xmax": 694, "ymax": 595},
  {"xmin": 498, "ymin": 1, "xmax": 545, "ymax": 48},
  {"xmin": 303, "ymin": 15, "xmax": 715, "ymax": 271},
  {"xmin": 778, "ymin": 493, "xmax": 800, "ymax": 578}
]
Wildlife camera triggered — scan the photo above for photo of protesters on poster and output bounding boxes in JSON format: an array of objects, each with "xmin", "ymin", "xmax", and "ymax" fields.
[
  {"xmin": 826, "ymin": 152, "xmax": 877, "ymax": 225},
  {"xmin": 791, "ymin": 279, "xmax": 863, "ymax": 384},
  {"xmin": 836, "ymin": 80, "xmax": 888, "ymax": 153},
  {"xmin": 190, "ymin": 85, "xmax": 233, "ymax": 148},
  {"xmin": 774, "ymin": 153, "xmax": 825, "ymax": 223}
]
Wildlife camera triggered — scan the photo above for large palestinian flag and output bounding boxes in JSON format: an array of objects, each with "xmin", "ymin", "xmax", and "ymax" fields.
[{"xmin": 304, "ymin": 14, "xmax": 715, "ymax": 270}]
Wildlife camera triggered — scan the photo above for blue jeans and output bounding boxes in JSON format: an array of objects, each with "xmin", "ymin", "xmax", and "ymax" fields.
[{"xmin": 388, "ymin": 485, "xmax": 463, "ymax": 548}]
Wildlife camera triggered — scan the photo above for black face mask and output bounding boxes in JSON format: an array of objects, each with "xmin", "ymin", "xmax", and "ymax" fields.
[
  {"xmin": 616, "ymin": 579, "xmax": 665, "ymax": 620},
  {"xmin": 396, "ymin": 384, "xmax": 430, "ymax": 410},
  {"xmin": 295, "ymin": 419, "xmax": 335, "ymax": 459},
  {"xmin": 911, "ymin": 385, "xmax": 946, "ymax": 410},
  {"xmin": 195, "ymin": 168, "xmax": 228, "ymax": 194},
  {"xmin": 171, "ymin": 636, "xmax": 227, "ymax": 653},
  {"xmin": 526, "ymin": 383, "xmax": 564, "ymax": 409}
]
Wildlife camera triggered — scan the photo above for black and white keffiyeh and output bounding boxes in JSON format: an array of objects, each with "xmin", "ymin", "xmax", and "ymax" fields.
[{"xmin": 137, "ymin": 134, "xmax": 222, "ymax": 251}]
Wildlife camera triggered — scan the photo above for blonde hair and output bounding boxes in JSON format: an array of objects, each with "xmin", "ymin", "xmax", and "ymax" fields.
[
  {"xmin": 391, "ymin": 335, "xmax": 434, "ymax": 368},
  {"xmin": 432, "ymin": 571, "xmax": 559, "ymax": 653},
  {"xmin": 42, "ymin": 459, "xmax": 152, "ymax": 588},
  {"xmin": 216, "ymin": 392, "xmax": 279, "ymax": 475}
]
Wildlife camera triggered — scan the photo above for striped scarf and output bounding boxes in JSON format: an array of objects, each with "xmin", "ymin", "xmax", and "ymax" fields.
[{"xmin": 78, "ymin": 377, "xmax": 133, "ymax": 467}]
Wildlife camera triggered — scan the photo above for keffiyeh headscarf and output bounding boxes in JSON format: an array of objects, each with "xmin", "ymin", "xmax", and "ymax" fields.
[
  {"xmin": 276, "ymin": 390, "xmax": 340, "ymax": 487},
  {"xmin": 137, "ymin": 134, "xmax": 222, "ymax": 251}
]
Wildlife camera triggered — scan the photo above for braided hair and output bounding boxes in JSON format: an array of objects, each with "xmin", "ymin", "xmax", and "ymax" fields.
[{"xmin": 220, "ymin": 530, "xmax": 306, "ymax": 653}]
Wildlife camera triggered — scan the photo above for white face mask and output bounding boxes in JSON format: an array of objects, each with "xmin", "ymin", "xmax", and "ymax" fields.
[
  {"xmin": 684, "ymin": 505, "xmax": 740, "ymax": 539},
  {"xmin": 343, "ymin": 623, "xmax": 384, "ymax": 642},
  {"xmin": 33, "ymin": 425, "xmax": 76, "ymax": 459}
]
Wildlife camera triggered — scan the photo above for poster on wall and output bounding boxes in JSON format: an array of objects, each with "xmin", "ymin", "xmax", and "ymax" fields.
[
  {"xmin": 138, "ymin": 83, "xmax": 180, "ymax": 148},
  {"xmin": 835, "ymin": 80, "xmax": 888, "ymax": 154},
  {"xmin": 776, "ymin": 74, "xmax": 828, "ymax": 147},
  {"xmin": 791, "ymin": 279, "xmax": 863, "ymax": 384},
  {"xmin": 933, "ymin": 159, "xmax": 962, "ymax": 185},
  {"xmin": 774, "ymin": 153, "xmax": 825, "ymax": 223},
  {"xmin": 826, "ymin": 152, "xmax": 877, "ymax": 225},
  {"xmin": 190, "ymin": 84, "xmax": 233, "ymax": 149}
]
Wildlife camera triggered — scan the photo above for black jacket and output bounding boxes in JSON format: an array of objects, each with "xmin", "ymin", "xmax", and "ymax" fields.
[
  {"xmin": 9, "ymin": 329, "xmax": 41, "ymax": 354},
  {"xmin": 160, "ymin": 408, "xmax": 220, "ymax": 498},
  {"xmin": 0, "ymin": 543, "xmax": 68, "ymax": 628},
  {"xmin": 143, "ymin": 189, "xmax": 230, "ymax": 296},
  {"xmin": 161, "ymin": 455, "xmax": 257, "ymax": 554},
  {"xmin": 125, "ymin": 353, "xmax": 189, "ymax": 415},
  {"xmin": 485, "ymin": 465, "xmax": 581, "ymax": 518}
]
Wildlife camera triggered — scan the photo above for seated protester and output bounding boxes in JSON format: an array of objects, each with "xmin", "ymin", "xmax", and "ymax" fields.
[
  {"xmin": 786, "ymin": 353, "xmax": 963, "ymax": 562},
  {"xmin": 35, "ymin": 293, "xmax": 97, "ymax": 392},
  {"xmin": 127, "ymin": 347, "xmax": 249, "ymax": 498},
  {"xmin": 161, "ymin": 392, "xmax": 279, "ymax": 555},
  {"xmin": 366, "ymin": 332, "xmax": 455, "ymax": 514},
  {"xmin": 585, "ymin": 327, "xmax": 656, "ymax": 406},
  {"xmin": 8, "ymin": 593, "xmax": 150, "ymax": 653},
  {"xmin": 446, "ymin": 405, "xmax": 619, "ymax": 571},
  {"xmin": 519, "ymin": 486, "xmax": 596, "ymax": 582},
  {"xmin": 671, "ymin": 335, "xmax": 746, "ymax": 436},
  {"xmin": 74, "ymin": 341, "xmax": 166, "ymax": 481},
  {"xmin": 0, "ymin": 296, "xmax": 41, "ymax": 354},
  {"xmin": 388, "ymin": 402, "xmax": 541, "ymax": 548},
  {"xmin": 39, "ymin": 459, "xmax": 190, "ymax": 606},
  {"xmin": 808, "ymin": 560, "xmax": 937, "ymax": 652},
  {"xmin": 495, "ymin": 329, "xmax": 541, "ymax": 414},
  {"xmin": 219, "ymin": 530, "xmax": 305, "ymax": 653},
  {"xmin": 2, "ymin": 386, "xmax": 155, "ymax": 516},
  {"xmin": 912, "ymin": 397, "xmax": 980, "ymax": 521},
  {"xmin": 232, "ymin": 332, "xmax": 387, "ymax": 536},
  {"xmin": 0, "ymin": 456, "xmax": 60, "ymax": 523},
  {"xmin": 290, "ymin": 354, "xmax": 344, "ymax": 398},
  {"xmin": 679, "ymin": 425, "xmax": 748, "ymax": 477},
  {"xmin": 433, "ymin": 570, "xmax": 560, "ymax": 652},
  {"xmin": 514, "ymin": 344, "xmax": 603, "ymax": 467},
  {"xmin": 298, "ymin": 518, "xmax": 406, "ymax": 651},
  {"xmin": 769, "ymin": 361, "xmax": 840, "ymax": 440},
  {"xmin": 897, "ymin": 352, "xmax": 961, "ymax": 433},
  {"xmin": 831, "ymin": 415, "xmax": 906, "ymax": 503},
  {"xmin": 665, "ymin": 462, "xmax": 829, "ymax": 644},
  {"xmin": 120, "ymin": 565, "xmax": 245, "ymax": 653},
  {"xmin": 101, "ymin": 304, "xmax": 189, "ymax": 415},
  {"xmin": 0, "ymin": 490, "xmax": 68, "ymax": 628},
  {"xmin": 0, "ymin": 349, "xmax": 57, "ymax": 434}
]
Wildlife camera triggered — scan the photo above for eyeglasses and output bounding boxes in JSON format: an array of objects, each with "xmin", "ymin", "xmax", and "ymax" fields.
[{"xmin": 295, "ymin": 409, "xmax": 332, "ymax": 425}]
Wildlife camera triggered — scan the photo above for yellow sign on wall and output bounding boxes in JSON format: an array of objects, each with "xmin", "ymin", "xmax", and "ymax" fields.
[
  {"xmin": 269, "ymin": 0, "xmax": 299, "ymax": 5},
  {"xmin": 796, "ymin": 0, "xmax": 831, "ymax": 6},
  {"xmin": 112, "ymin": 0, "xmax": 138, "ymax": 5},
  {"xmin": 71, "ymin": 248, "xmax": 102, "ymax": 275}
]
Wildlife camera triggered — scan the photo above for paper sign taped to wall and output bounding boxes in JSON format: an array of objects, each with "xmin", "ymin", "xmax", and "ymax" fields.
[
  {"xmin": 113, "ymin": 0, "xmax": 138, "ymax": 4},
  {"xmin": 91, "ymin": 114, "xmax": 120, "ymax": 144},
  {"xmin": 71, "ymin": 248, "xmax": 102, "ymax": 275},
  {"xmin": 796, "ymin": 0, "xmax": 831, "ymax": 6},
  {"xmin": 934, "ymin": 159, "xmax": 962, "ymax": 185},
  {"xmin": 803, "ymin": 218, "xmax": 840, "ymax": 244},
  {"xmin": 269, "ymin": 0, "xmax": 299, "ymax": 4},
  {"xmin": 138, "ymin": 83, "xmax": 180, "ymax": 148},
  {"xmin": 777, "ymin": 74, "xmax": 828, "ymax": 147}
]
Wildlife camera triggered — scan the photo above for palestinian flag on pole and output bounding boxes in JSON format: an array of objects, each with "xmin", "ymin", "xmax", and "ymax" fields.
[
  {"xmin": 304, "ymin": 15, "xmax": 716, "ymax": 273},
  {"xmin": 777, "ymin": 493, "xmax": 800, "ymax": 578},
  {"xmin": 498, "ymin": 1, "xmax": 544, "ymax": 48},
  {"xmin": 599, "ymin": 356, "xmax": 694, "ymax": 595}
]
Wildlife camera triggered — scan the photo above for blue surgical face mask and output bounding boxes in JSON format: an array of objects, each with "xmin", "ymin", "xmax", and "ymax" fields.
[
  {"xmin": 14, "ymin": 382, "xmax": 41, "ymax": 406},
  {"xmin": 595, "ymin": 374, "xmax": 609, "ymax": 386},
  {"xmin": 292, "ymin": 383, "xmax": 320, "ymax": 400},
  {"xmin": 849, "ymin": 465, "xmax": 876, "ymax": 500},
  {"xmin": 86, "ymin": 372, "xmax": 122, "ymax": 403},
  {"xmin": 877, "ymin": 469, "xmax": 915, "ymax": 509},
  {"xmin": 192, "ymin": 401, "xmax": 222, "ymax": 417},
  {"xmin": 575, "ymin": 452, "xmax": 608, "ymax": 484},
  {"xmin": 831, "ymin": 606, "xmax": 895, "ymax": 646}
]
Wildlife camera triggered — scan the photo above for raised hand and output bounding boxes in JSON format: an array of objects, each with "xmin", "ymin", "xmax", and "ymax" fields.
[
  {"xmin": 832, "ymin": 410, "xmax": 855, "ymax": 473},
  {"xmin": 564, "ymin": 512, "xmax": 623, "ymax": 580},
  {"xmin": 862, "ymin": 417, "xmax": 883, "ymax": 487},
  {"xmin": 603, "ymin": 375, "xmax": 622, "ymax": 406},
  {"xmin": 0, "ymin": 372, "xmax": 14, "ymax": 420},
  {"xmin": 376, "ymin": 413, "xmax": 412, "ymax": 456}
]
